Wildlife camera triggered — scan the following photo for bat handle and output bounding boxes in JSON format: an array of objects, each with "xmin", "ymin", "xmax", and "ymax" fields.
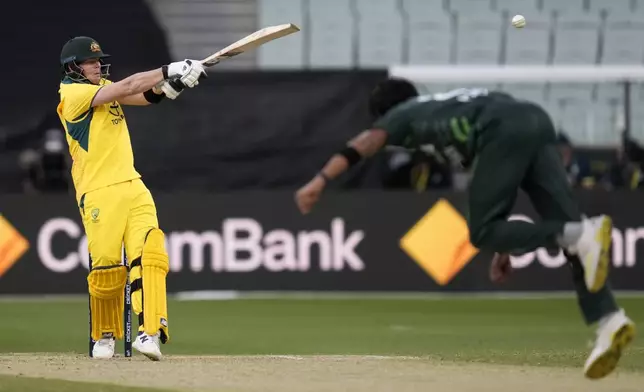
[{"xmin": 200, "ymin": 58, "xmax": 220, "ymax": 68}]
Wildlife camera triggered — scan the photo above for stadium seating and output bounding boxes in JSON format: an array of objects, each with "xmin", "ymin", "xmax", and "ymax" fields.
[
  {"xmin": 406, "ymin": 11, "xmax": 453, "ymax": 64},
  {"xmin": 542, "ymin": 0, "xmax": 586, "ymax": 14},
  {"xmin": 553, "ymin": 14, "xmax": 600, "ymax": 64},
  {"xmin": 355, "ymin": 0, "xmax": 405, "ymax": 67},
  {"xmin": 308, "ymin": 0, "xmax": 355, "ymax": 68},
  {"xmin": 589, "ymin": 0, "xmax": 634, "ymax": 14},
  {"xmin": 148, "ymin": 0, "xmax": 257, "ymax": 68},
  {"xmin": 257, "ymin": 0, "xmax": 305, "ymax": 68},
  {"xmin": 455, "ymin": 11, "xmax": 504, "ymax": 64},
  {"xmin": 149, "ymin": 0, "xmax": 644, "ymax": 69},
  {"xmin": 505, "ymin": 12, "xmax": 550, "ymax": 65},
  {"xmin": 495, "ymin": 0, "xmax": 540, "ymax": 14},
  {"xmin": 143, "ymin": 0, "xmax": 644, "ymax": 145},
  {"xmin": 602, "ymin": 15, "xmax": 644, "ymax": 65}
]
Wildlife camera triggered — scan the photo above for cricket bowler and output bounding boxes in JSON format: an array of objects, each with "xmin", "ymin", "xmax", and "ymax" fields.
[
  {"xmin": 56, "ymin": 36, "xmax": 206, "ymax": 360},
  {"xmin": 294, "ymin": 78, "xmax": 635, "ymax": 380}
]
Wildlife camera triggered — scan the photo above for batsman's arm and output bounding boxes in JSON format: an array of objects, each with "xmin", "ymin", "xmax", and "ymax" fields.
[
  {"xmin": 119, "ymin": 79, "xmax": 186, "ymax": 106},
  {"xmin": 317, "ymin": 129, "xmax": 388, "ymax": 183},
  {"xmin": 92, "ymin": 68, "xmax": 165, "ymax": 107},
  {"xmin": 92, "ymin": 59, "xmax": 200, "ymax": 107},
  {"xmin": 118, "ymin": 85, "xmax": 164, "ymax": 106}
]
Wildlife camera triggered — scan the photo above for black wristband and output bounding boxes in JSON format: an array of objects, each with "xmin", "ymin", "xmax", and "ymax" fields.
[
  {"xmin": 338, "ymin": 146, "xmax": 362, "ymax": 166},
  {"xmin": 143, "ymin": 88, "xmax": 165, "ymax": 104},
  {"xmin": 162, "ymin": 65, "xmax": 169, "ymax": 80}
]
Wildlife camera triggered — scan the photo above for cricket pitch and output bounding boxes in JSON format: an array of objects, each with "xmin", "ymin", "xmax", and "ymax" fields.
[{"xmin": 0, "ymin": 353, "xmax": 642, "ymax": 392}]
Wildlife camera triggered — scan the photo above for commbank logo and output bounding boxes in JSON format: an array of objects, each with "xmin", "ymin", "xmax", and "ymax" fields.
[
  {"xmin": 36, "ymin": 217, "xmax": 366, "ymax": 273},
  {"xmin": 0, "ymin": 215, "xmax": 29, "ymax": 278},
  {"xmin": 399, "ymin": 199, "xmax": 478, "ymax": 285}
]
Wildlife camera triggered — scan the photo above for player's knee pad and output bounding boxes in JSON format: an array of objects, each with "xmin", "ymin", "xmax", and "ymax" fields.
[
  {"xmin": 88, "ymin": 265, "xmax": 128, "ymax": 299},
  {"xmin": 87, "ymin": 265, "xmax": 128, "ymax": 341},
  {"xmin": 130, "ymin": 228, "xmax": 170, "ymax": 343}
]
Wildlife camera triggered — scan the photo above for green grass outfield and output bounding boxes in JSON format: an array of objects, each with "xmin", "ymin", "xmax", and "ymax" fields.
[{"xmin": 0, "ymin": 296, "xmax": 643, "ymax": 391}]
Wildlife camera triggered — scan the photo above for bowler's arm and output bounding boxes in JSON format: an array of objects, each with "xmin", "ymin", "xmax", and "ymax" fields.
[
  {"xmin": 294, "ymin": 128, "xmax": 388, "ymax": 215},
  {"xmin": 316, "ymin": 129, "xmax": 388, "ymax": 182}
]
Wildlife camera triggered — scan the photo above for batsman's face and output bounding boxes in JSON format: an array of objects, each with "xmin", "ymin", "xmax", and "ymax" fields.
[{"xmin": 79, "ymin": 58, "xmax": 102, "ymax": 84}]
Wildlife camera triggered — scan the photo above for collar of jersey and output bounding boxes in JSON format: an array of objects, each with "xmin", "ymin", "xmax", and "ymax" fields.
[{"xmin": 62, "ymin": 76, "xmax": 97, "ymax": 85}]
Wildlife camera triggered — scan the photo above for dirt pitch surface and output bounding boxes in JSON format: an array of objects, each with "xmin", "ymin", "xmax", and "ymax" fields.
[{"xmin": 0, "ymin": 354, "xmax": 642, "ymax": 392}]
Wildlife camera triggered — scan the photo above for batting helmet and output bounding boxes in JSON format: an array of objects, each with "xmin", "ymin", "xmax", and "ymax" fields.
[{"xmin": 60, "ymin": 36, "xmax": 111, "ymax": 82}]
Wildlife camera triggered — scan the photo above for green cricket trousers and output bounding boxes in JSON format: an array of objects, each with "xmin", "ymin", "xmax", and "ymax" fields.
[{"xmin": 466, "ymin": 100, "xmax": 617, "ymax": 324}]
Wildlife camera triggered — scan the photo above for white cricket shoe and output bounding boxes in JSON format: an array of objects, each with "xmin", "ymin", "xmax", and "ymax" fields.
[
  {"xmin": 584, "ymin": 309, "xmax": 636, "ymax": 379},
  {"xmin": 92, "ymin": 336, "xmax": 115, "ymax": 359},
  {"xmin": 571, "ymin": 215, "xmax": 612, "ymax": 293},
  {"xmin": 133, "ymin": 331, "xmax": 162, "ymax": 361}
]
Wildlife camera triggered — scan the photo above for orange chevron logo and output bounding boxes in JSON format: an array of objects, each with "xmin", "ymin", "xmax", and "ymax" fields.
[
  {"xmin": 0, "ymin": 215, "xmax": 29, "ymax": 278},
  {"xmin": 400, "ymin": 199, "xmax": 478, "ymax": 286}
]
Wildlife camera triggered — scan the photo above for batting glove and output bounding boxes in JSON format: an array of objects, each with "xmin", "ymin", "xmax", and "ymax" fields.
[
  {"xmin": 164, "ymin": 59, "xmax": 207, "ymax": 88},
  {"xmin": 159, "ymin": 78, "xmax": 185, "ymax": 100}
]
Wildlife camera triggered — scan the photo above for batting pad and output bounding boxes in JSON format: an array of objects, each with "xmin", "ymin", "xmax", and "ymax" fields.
[
  {"xmin": 141, "ymin": 228, "xmax": 170, "ymax": 343},
  {"xmin": 87, "ymin": 265, "xmax": 127, "ymax": 341}
]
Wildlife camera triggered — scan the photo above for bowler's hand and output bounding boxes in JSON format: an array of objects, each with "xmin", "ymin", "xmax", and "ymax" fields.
[
  {"xmin": 490, "ymin": 252, "xmax": 512, "ymax": 283},
  {"xmin": 295, "ymin": 176, "xmax": 325, "ymax": 215}
]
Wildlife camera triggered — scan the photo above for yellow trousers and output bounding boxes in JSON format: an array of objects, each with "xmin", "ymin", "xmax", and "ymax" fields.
[
  {"xmin": 80, "ymin": 178, "xmax": 167, "ymax": 340},
  {"xmin": 79, "ymin": 178, "xmax": 159, "ymax": 269}
]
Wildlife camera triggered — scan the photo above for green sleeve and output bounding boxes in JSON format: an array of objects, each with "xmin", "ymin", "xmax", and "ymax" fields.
[{"xmin": 372, "ymin": 102, "xmax": 413, "ymax": 146}]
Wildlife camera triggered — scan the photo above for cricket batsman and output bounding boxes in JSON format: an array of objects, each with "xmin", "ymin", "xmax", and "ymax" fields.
[
  {"xmin": 294, "ymin": 78, "xmax": 635, "ymax": 380},
  {"xmin": 56, "ymin": 36, "xmax": 206, "ymax": 360}
]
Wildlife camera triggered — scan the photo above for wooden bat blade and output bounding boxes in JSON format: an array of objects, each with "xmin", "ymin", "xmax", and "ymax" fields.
[{"xmin": 200, "ymin": 23, "xmax": 300, "ymax": 67}]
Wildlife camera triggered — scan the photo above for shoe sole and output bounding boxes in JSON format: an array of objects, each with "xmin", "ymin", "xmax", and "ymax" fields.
[
  {"xmin": 587, "ymin": 216, "xmax": 612, "ymax": 293},
  {"xmin": 584, "ymin": 322, "xmax": 636, "ymax": 380},
  {"xmin": 133, "ymin": 343, "xmax": 162, "ymax": 361},
  {"xmin": 141, "ymin": 352, "xmax": 161, "ymax": 361}
]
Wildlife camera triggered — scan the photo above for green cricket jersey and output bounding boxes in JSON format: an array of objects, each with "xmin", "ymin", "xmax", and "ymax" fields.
[{"xmin": 372, "ymin": 88, "xmax": 515, "ymax": 165}]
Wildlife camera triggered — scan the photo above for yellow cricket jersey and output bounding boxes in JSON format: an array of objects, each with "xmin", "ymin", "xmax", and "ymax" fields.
[{"xmin": 56, "ymin": 77, "xmax": 141, "ymax": 202}]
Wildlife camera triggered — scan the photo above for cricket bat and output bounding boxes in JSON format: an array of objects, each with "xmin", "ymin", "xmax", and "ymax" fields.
[{"xmin": 200, "ymin": 23, "xmax": 300, "ymax": 67}]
